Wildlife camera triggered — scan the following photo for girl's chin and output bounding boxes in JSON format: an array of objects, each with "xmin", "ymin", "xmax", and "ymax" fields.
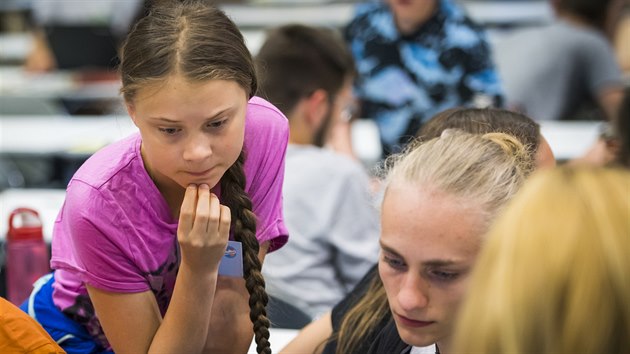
[
  {"xmin": 178, "ymin": 178, "xmax": 220, "ymax": 189},
  {"xmin": 398, "ymin": 329, "xmax": 440, "ymax": 348}
]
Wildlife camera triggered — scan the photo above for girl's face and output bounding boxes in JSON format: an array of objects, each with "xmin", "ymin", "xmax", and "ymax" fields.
[
  {"xmin": 127, "ymin": 75, "xmax": 248, "ymax": 193},
  {"xmin": 379, "ymin": 182, "xmax": 484, "ymax": 348}
]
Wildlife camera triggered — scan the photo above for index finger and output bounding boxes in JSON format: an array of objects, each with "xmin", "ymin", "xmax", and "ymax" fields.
[{"xmin": 178, "ymin": 184, "xmax": 198, "ymax": 237}]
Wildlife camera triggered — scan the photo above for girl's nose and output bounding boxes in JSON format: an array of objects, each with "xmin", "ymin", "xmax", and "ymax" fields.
[
  {"xmin": 182, "ymin": 133, "xmax": 212, "ymax": 162},
  {"xmin": 397, "ymin": 274, "xmax": 430, "ymax": 313}
]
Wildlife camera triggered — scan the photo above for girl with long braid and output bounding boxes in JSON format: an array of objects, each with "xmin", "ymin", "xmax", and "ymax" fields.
[{"xmin": 20, "ymin": 1, "xmax": 287, "ymax": 353}]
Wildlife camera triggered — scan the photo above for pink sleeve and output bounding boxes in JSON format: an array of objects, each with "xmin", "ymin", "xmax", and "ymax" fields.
[
  {"xmin": 50, "ymin": 180, "xmax": 149, "ymax": 293},
  {"xmin": 243, "ymin": 97, "xmax": 289, "ymax": 252}
]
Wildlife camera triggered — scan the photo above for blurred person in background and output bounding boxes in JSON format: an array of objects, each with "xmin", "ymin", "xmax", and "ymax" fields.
[
  {"xmin": 344, "ymin": 0, "xmax": 504, "ymax": 156},
  {"xmin": 256, "ymin": 24, "xmax": 380, "ymax": 319},
  {"xmin": 570, "ymin": 86, "xmax": 630, "ymax": 167},
  {"xmin": 494, "ymin": 0, "xmax": 625, "ymax": 121},
  {"xmin": 607, "ymin": 0, "xmax": 630, "ymax": 74},
  {"xmin": 25, "ymin": 0, "xmax": 145, "ymax": 72}
]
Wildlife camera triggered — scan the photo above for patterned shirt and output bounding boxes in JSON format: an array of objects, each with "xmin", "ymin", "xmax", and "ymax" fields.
[{"xmin": 344, "ymin": 0, "xmax": 504, "ymax": 153}]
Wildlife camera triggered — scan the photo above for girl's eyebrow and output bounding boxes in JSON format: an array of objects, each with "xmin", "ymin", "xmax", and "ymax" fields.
[
  {"xmin": 380, "ymin": 240, "xmax": 459, "ymax": 267},
  {"xmin": 379, "ymin": 241, "xmax": 402, "ymax": 258},
  {"xmin": 147, "ymin": 108, "xmax": 233, "ymax": 124},
  {"xmin": 149, "ymin": 117, "xmax": 180, "ymax": 123}
]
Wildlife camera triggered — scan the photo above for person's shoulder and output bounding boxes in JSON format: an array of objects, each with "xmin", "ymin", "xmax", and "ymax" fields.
[
  {"xmin": 346, "ymin": 2, "xmax": 388, "ymax": 29},
  {"xmin": 357, "ymin": 3, "xmax": 385, "ymax": 17},
  {"xmin": 244, "ymin": 97, "xmax": 289, "ymax": 161},
  {"xmin": 246, "ymin": 96, "xmax": 289, "ymax": 134},
  {"xmin": 442, "ymin": 0, "xmax": 484, "ymax": 32},
  {"xmin": 552, "ymin": 21, "xmax": 616, "ymax": 55},
  {"xmin": 323, "ymin": 150, "xmax": 368, "ymax": 178},
  {"xmin": 290, "ymin": 146, "xmax": 368, "ymax": 179},
  {"xmin": 241, "ymin": 97, "xmax": 289, "ymax": 191},
  {"xmin": 71, "ymin": 132, "xmax": 143, "ymax": 189}
]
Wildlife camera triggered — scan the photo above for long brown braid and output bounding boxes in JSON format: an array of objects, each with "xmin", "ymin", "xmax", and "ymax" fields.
[
  {"xmin": 119, "ymin": 1, "xmax": 270, "ymax": 352},
  {"xmin": 221, "ymin": 151, "xmax": 271, "ymax": 354}
]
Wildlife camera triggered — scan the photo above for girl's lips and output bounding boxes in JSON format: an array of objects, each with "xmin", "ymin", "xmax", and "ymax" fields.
[
  {"xmin": 186, "ymin": 168, "xmax": 213, "ymax": 177},
  {"xmin": 395, "ymin": 313, "xmax": 435, "ymax": 328}
]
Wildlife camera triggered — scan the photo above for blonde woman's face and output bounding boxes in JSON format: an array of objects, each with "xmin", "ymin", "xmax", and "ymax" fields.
[
  {"xmin": 127, "ymin": 75, "xmax": 248, "ymax": 193},
  {"xmin": 379, "ymin": 182, "xmax": 484, "ymax": 348}
]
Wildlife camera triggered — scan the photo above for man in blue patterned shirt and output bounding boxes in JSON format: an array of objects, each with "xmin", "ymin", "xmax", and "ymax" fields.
[{"xmin": 344, "ymin": 0, "xmax": 505, "ymax": 155}]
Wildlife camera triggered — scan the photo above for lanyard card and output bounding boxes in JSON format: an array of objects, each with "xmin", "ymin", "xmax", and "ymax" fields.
[{"xmin": 218, "ymin": 241, "xmax": 244, "ymax": 277}]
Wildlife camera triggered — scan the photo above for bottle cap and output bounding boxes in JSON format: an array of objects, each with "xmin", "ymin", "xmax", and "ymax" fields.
[{"xmin": 7, "ymin": 208, "xmax": 43, "ymax": 242}]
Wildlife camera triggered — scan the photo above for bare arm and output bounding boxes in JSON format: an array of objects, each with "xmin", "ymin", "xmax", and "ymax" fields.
[
  {"xmin": 203, "ymin": 241, "xmax": 270, "ymax": 353},
  {"xmin": 87, "ymin": 267, "xmax": 218, "ymax": 354},
  {"xmin": 88, "ymin": 185, "xmax": 230, "ymax": 353},
  {"xmin": 280, "ymin": 312, "xmax": 332, "ymax": 354}
]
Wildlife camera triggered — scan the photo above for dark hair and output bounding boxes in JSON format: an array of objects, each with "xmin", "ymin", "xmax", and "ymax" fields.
[
  {"xmin": 555, "ymin": 0, "xmax": 613, "ymax": 31},
  {"xmin": 119, "ymin": 2, "xmax": 270, "ymax": 353},
  {"xmin": 418, "ymin": 107, "xmax": 541, "ymax": 160},
  {"xmin": 120, "ymin": 0, "xmax": 257, "ymax": 102},
  {"xmin": 255, "ymin": 24, "xmax": 355, "ymax": 116},
  {"xmin": 616, "ymin": 86, "xmax": 630, "ymax": 167}
]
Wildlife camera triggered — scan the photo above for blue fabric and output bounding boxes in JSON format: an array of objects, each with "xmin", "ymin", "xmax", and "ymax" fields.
[
  {"xmin": 345, "ymin": 0, "xmax": 505, "ymax": 153},
  {"xmin": 19, "ymin": 273, "xmax": 113, "ymax": 354}
]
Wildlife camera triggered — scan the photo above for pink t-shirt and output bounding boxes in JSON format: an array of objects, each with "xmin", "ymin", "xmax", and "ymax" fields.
[{"xmin": 49, "ymin": 97, "xmax": 288, "ymax": 347}]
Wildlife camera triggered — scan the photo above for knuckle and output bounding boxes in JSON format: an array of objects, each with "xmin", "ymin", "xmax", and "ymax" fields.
[
  {"xmin": 195, "ymin": 213, "xmax": 209, "ymax": 224},
  {"xmin": 180, "ymin": 210, "xmax": 194, "ymax": 219},
  {"xmin": 208, "ymin": 214, "xmax": 221, "ymax": 224}
]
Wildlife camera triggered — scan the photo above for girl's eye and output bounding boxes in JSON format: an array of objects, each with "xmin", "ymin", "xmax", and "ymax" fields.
[
  {"xmin": 382, "ymin": 255, "xmax": 406, "ymax": 270},
  {"xmin": 429, "ymin": 270, "xmax": 459, "ymax": 281},
  {"xmin": 208, "ymin": 119, "xmax": 227, "ymax": 129},
  {"xmin": 158, "ymin": 127, "xmax": 181, "ymax": 135}
]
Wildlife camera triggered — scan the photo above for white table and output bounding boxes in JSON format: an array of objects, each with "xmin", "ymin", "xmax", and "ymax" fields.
[
  {"xmin": 538, "ymin": 121, "xmax": 602, "ymax": 161},
  {"xmin": 349, "ymin": 119, "xmax": 602, "ymax": 163},
  {"xmin": 0, "ymin": 114, "xmax": 602, "ymax": 162},
  {"xmin": 0, "ymin": 115, "xmax": 137, "ymax": 155},
  {"xmin": 0, "ymin": 66, "xmax": 123, "ymax": 101}
]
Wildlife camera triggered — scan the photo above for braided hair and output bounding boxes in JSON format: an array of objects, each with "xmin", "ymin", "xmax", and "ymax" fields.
[{"xmin": 221, "ymin": 152, "xmax": 271, "ymax": 354}]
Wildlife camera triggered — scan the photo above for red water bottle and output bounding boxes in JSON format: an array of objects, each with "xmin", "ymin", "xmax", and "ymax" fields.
[{"xmin": 5, "ymin": 208, "xmax": 50, "ymax": 305}]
